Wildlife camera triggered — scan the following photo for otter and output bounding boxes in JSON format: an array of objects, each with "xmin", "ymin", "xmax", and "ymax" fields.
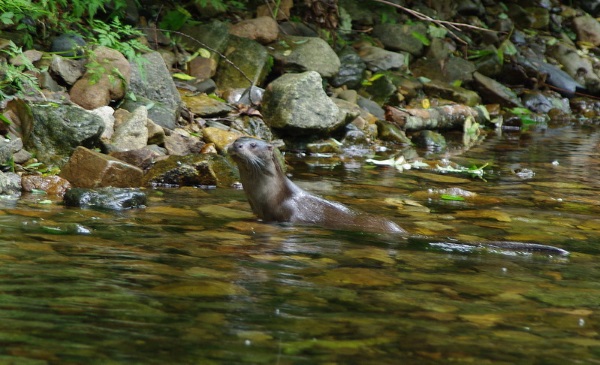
[
  {"xmin": 228, "ymin": 136, "xmax": 405, "ymax": 234},
  {"xmin": 228, "ymin": 137, "xmax": 569, "ymax": 256}
]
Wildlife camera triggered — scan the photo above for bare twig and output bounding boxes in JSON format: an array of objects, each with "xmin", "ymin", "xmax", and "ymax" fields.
[
  {"xmin": 369, "ymin": 0, "xmax": 497, "ymax": 45},
  {"xmin": 139, "ymin": 28, "xmax": 260, "ymax": 106}
]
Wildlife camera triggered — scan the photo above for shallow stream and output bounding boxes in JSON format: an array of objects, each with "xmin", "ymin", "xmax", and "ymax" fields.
[{"xmin": 0, "ymin": 123, "xmax": 599, "ymax": 364}]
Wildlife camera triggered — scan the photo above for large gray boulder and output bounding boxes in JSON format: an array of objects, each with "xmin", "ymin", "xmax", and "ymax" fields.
[
  {"xmin": 269, "ymin": 35, "xmax": 341, "ymax": 78},
  {"xmin": 25, "ymin": 103, "xmax": 105, "ymax": 166},
  {"xmin": 215, "ymin": 36, "xmax": 271, "ymax": 92},
  {"xmin": 125, "ymin": 52, "xmax": 182, "ymax": 130},
  {"xmin": 262, "ymin": 71, "xmax": 346, "ymax": 134}
]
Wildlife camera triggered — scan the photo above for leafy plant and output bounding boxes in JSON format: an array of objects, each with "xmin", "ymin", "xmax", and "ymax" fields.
[
  {"xmin": 194, "ymin": 0, "xmax": 246, "ymax": 12},
  {"xmin": 91, "ymin": 18, "xmax": 151, "ymax": 60},
  {"xmin": 0, "ymin": 41, "xmax": 43, "ymax": 99}
]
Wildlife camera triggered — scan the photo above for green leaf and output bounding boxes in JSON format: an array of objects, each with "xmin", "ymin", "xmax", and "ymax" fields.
[
  {"xmin": 173, "ymin": 73, "xmax": 196, "ymax": 81},
  {"xmin": 198, "ymin": 48, "xmax": 211, "ymax": 58},
  {"xmin": 0, "ymin": 114, "xmax": 12, "ymax": 125},
  {"xmin": 411, "ymin": 31, "xmax": 430, "ymax": 46},
  {"xmin": 440, "ymin": 194, "xmax": 465, "ymax": 201},
  {"xmin": 428, "ymin": 25, "xmax": 447, "ymax": 38}
]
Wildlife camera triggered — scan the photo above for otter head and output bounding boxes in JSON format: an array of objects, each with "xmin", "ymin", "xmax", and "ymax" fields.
[{"xmin": 228, "ymin": 137, "xmax": 282, "ymax": 178}]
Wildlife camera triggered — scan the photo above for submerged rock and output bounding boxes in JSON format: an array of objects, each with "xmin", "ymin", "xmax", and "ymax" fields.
[{"xmin": 64, "ymin": 187, "xmax": 147, "ymax": 210}]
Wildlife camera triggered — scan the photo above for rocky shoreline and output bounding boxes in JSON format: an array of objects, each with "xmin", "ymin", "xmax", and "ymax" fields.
[{"xmin": 1, "ymin": 0, "xmax": 600, "ymax": 207}]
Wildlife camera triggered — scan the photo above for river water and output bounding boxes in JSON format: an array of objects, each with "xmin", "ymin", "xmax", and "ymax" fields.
[{"xmin": 0, "ymin": 123, "xmax": 599, "ymax": 364}]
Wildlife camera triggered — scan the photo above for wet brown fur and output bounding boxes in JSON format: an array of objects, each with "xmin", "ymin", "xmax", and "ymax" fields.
[{"xmin": 228, "ymin": 137, "xmax": 406, "ymax": 234}]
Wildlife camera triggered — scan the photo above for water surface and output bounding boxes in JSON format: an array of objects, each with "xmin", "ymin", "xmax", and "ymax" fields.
[{"xmin": 0, "ymin": 124, "xmax": 599, "ymax": 364}]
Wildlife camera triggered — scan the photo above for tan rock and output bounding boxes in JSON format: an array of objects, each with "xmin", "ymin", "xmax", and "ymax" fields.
[
  {"xmin": 202, "ymin": 127, "xmax": 243, "ymax": 152},
  {"xmin": 21, "ymin": 175, "xmax": 72, "ymax": 196},
  {"xmin": 59, "ymin": 146, "xmax": 143, "ymax": 188},
  {"xmin": 70, "ymin": 46, "xmax": 131, "ymax": 110},
  {"xmin": 230, "ymin": 16, "xmax": 279, "ymax": 44}
]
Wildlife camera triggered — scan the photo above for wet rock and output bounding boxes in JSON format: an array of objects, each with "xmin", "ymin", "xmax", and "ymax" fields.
[
  {"xmin": 21, "ymin": 175, "xmax": 71, "ymax": 196},
  {"xmin": 26, "ymin": 103, "xmax": 105, "ymax": 166},
  {"xmin": 50, "ymin": 34, "xmax": 86, "ymax": 57},
  {"xmin": 412, "ymin": 130, "xmax": 447, "ymax": 151},
  {"xmin": 521, "ymin": 91, "xmax": 570, "ymax": 114},
  {"xmin": 127, "ymin": 51, "xmax": 182, "ymax": 130},
  {"xmin": 512, "ymin": 54, "xmax": 584, "ymax": 97},
  {"xmin": 572, "ymin": 15, "xmax": 600, "ymax": 46},
  {"xmin": 70, "ymin": 46, "xmax": 131, "ymax": 110},
  {"xmin": 306, "ymin": 139, "xmax": 343, "ymax": 154},
  {"xmin": 109, "ymin": 106, "xmax": 149, "ymax": 152},
  {"xmin": 59, "ymin": 146, "xmax": 143, "ymax": 188},
  {"xmin": 202, "ymin": 126, "xmax": 243, "ymax": 152},
  {"xmin": 49, "ymin": 55, "xmax": 84, "ymax": 85},
  {"xmin": 64, "ymin": 187, "xmax": 147, "ymax": 210},
  {"xmin": 357, "ymin": 45, "xmax": 408, "ymax": 72},
  {"xmin": 229, "ymin": 16, "xmax": 279, "ymax": 44},
  {"xmin": 143, "ymin": 153, "xmax": 237, "ymax": 188},
  {"xmin": 423, "ymin": 80, "xmax": 481, "ymax": 106},
  {"xmin": 548, "ymin": 42, "xmax": 600, "ymax": 93},
  {"xmin": 262, "ymin": 71, "xmax": 345, "ymax": 134},
  {"xmin": 225, "ymin": 86, "xmax": 264, "ymax": 106},
  {"xmin": 372, "ymin": 22, "xmax": 427, "ymax": 56},
  {"xmin": 89, "ymin": 106, "xmax": 115, "ymax": 140},
  {"xmin": 109, "ymin": 147, "xmax": 164, "ymax": 170},
  {"xmin": 376, "ymin": 120, "xmax": 411, "ymax": 144},
  {"xmin": 331, "ymin": 47, "xmax": 366, "ymax": 89},
  {"xmin": 0, "ymin": 172, "xmax": 21, "ymax": 196},
  {"xmin": 216, "ymin": 36, "xmax": 271, "ymax": 92},
  {"xmin": 163, "ymin": 128, "xmax": 204, "ymax": 156},
  {"xmin": 270, "ymin": 35, "xmax": 341, "ymax": 78},
  {"xmin": 180, "ymin": 92, "xmax": 234, "ymax": 117},
  {"xmin": 473, "ymin": 72, "xmax": 523, "ymax": 107}
]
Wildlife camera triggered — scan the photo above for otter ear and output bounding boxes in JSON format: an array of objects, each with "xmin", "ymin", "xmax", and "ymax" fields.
[{"xmin": 267, "ymin": 145, "xmax": 273, "ymax": 151}]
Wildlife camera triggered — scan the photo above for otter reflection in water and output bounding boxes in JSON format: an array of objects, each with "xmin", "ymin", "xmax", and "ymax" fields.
[{"xmin": 228, "ymin": 137, "xmax": 569, "ymax": 256}]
